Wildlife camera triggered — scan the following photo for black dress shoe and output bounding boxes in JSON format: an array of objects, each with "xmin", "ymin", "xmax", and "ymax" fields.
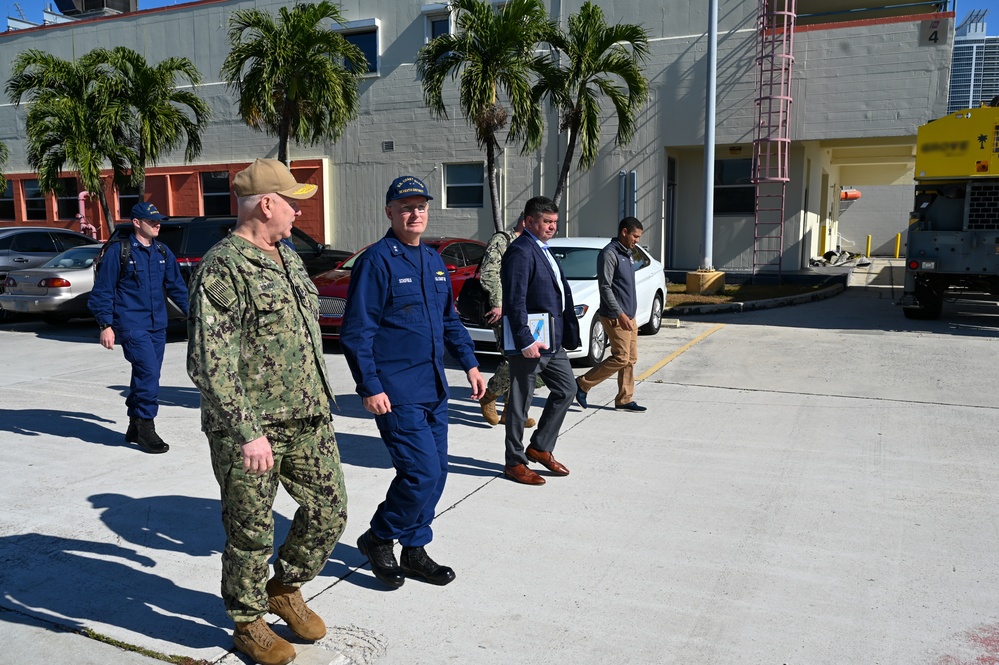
[
  {"xmin": 615, "ymin": 401, "xmax": 647, "ymax": 412},
  {"xmin": 575, "ymin": 384, "xmax": 588, "ymax": 408},
  {"xmin": 400, "ymin": 546, "xmax": 456, "ymax": 586},
  {"xmin": 357, "ymin": 529, "xmax": 405, "ymax": 588}
]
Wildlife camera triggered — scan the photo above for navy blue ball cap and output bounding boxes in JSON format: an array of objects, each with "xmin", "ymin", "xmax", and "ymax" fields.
[
  {"xmin": 385, "ymin": 176, "xmax": 433, "ymax": 205},
  {"xmin": 131, "ymin": 201, "xmax": 168, "ymax": 221}
]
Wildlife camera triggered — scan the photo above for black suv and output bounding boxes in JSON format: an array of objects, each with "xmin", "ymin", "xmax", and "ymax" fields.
[{"xmin": 105, "ymin": 216, "xmax": 352, "ymax": 284}]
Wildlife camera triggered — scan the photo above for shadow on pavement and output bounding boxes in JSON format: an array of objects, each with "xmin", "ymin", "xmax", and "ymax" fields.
[
  {"xmin": 0, "ymin": 533, "xmax": 230, "ymax": 649},
  {"xmin": 89, "ymin": 494, "xmax": 228, "ymax": 557},
  {"xmin": 334, "ymin": 431, "xmax": 392, "ymax": 469},
  {"xmin": 0, "ymin": 409, "xmax": 126, "ymax": 447},
  {"xmin": 108, "ymin": 384, "xmax": 202, "ymax": 409}
]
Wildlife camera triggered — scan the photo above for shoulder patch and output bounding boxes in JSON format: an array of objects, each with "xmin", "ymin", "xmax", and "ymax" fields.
[{"xmin": 203, "ymin": 278, "xmax": 236, "ymax": 311}]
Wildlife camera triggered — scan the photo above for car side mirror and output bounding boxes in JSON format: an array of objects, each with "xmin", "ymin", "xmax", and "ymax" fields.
[
  {"xmin": 444, "ymin": 263, "xmax": 457, "ymax": 273},
  {"xmin": 315, "ymin": 243, "xmax": 325, "ymax": 255}
]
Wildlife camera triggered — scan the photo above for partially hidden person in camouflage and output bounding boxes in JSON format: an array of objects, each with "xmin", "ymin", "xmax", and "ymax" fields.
[
  {"xmin": 477, "ymin": 214, "xmax": 540, "ymax": 427},
  {"xmin": 186, "ymin": 158, "xmax": 346, "ymax": 665}
]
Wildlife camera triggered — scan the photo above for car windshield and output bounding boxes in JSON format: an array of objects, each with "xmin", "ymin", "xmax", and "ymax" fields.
[
  {"xmin": 41, "ymin": 245, "xmax": 102, "ymax": 269},
  {"xmin": 549, "ymin": 247, "xmax": 600, "ymax": 280},
  {"xmin": 339, "ymin": 247, "xmax": 368, "ymax": 270}
]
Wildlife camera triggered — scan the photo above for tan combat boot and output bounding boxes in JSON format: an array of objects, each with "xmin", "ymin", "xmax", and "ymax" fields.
[
  {"xmin": 266, "ymin": 577, "xmax": 327, "ymax": 640},
  {"xmin": 498, "ymin": 400, "xmax": 536, "ymax": 428},
  {"xmin": 233, "ymin": 617, "xmax": 296, "ymax": 665},
  {"xmin": 479, "ymin": 390, "xmax": 500, "ymax": 426}
]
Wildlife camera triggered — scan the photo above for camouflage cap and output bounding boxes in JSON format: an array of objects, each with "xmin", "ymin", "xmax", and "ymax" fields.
[{"xmin": 233, "ymin": 158, "xmax": 318, "ymax": 200}]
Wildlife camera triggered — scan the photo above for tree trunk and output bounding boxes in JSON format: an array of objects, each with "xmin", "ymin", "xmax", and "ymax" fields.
[
  {"xmin": 552, "ymin": 121, "xmax": 579, "ymax": 210},
  {"xmin": 278, "ymin": 112, "xmax": 291, "ymax": 166},
  {"xmin": 96, "ymin": 184, "xmax": 115, "ymax": 237},
  {"xmin": 486, "ymin": 142, "xmax": 502, "ymax": 233},
  {"xmin": 137, "ymin": 145, "xmax": 147, "ymax": 201}
]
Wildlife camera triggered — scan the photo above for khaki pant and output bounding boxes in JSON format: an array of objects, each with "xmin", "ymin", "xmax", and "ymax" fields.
[{"xmin": 576, "ymin": 316, "xmax": 639, "ymax": 406}]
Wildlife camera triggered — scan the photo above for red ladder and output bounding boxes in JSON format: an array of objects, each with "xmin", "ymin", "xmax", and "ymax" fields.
[{"xmin": 752, "ymin": 0, "xmax": 796, "ymax": 281}]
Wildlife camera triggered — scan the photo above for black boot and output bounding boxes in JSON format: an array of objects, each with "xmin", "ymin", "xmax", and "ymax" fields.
[
  {"xmin": 400, "ymin": 546, "xmax": 455, "ymax": 586},
  {"xmin": 135, "ymin": 418, "xmax": 169, "ymax": 454},
  {"xmin": 125, "ymin": 417, "xmax": 139, "ymax": 444},
  {"xmin": 357, "ymin": 529, "xmax": 404, "ymax": 588}
]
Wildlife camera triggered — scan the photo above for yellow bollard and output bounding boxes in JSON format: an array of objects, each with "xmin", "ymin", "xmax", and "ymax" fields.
[
  {"xmin": 866, "ymin": 235, "xmax": 872, "ymax": 257},
  {"xmin": 895, "ymin": 233, "xmax": 901, "ymax": 258}
]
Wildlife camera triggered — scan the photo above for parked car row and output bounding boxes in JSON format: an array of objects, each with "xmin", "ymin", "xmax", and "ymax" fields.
[
  {"xmin": 0, "ymin": 223, "xmax": 668, "ymax": 369},
  {"xmin": 0, "ymin": 217, "xmax": 353, "ymax": 323}
]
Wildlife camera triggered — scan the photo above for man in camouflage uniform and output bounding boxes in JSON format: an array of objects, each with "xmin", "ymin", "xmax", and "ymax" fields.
[
  {"xmin": 187, "ymin": 159, "xmax": 346, "ymax": 665},
  {"xmin": 477, "ymin": 215, "xmax": 538, "ymax": 427}
]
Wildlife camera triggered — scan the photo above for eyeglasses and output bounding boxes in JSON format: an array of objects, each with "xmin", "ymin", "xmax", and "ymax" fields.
[{"xmin": 396, "ymin": 203, "xmax": 428, "ymax": 215}]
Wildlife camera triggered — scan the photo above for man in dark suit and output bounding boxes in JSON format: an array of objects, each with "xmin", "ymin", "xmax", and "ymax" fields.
[{"xmin": 500, "ymin": 196, "xmax": 581, "ymax": 485}]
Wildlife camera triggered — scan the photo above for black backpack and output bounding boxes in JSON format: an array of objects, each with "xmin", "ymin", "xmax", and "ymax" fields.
[{"xmin": 94, "ymin": 234, "xmax": 167, "ymax": 281}]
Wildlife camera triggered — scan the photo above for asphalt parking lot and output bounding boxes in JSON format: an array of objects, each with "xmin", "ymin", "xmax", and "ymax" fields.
[{"xmin": 2, "ymin": 259, "xmax": 999, "ymax": 665}]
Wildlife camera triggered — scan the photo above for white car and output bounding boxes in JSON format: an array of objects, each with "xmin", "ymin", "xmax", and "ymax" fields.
[{"xmin": 462, "ymin": 237, "xmax": 667, "ymax": 366}]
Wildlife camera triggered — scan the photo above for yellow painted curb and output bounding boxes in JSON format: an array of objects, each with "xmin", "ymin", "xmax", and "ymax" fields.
[{"xmin": 636, "ymin": 324, "xmax": 725, "ymax": 381}]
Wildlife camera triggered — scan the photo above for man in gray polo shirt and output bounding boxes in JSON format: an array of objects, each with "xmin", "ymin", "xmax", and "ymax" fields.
[{"xmin": 575, "ymin": 217, "xmax": 647, "ymax": 412}]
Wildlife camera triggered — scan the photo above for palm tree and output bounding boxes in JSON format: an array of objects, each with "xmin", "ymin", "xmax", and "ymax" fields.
[
  {"xmin": 0, "ymin": 140, "xmax": 8, "ymax": 195},
  {"xmin": 417, "ymin": 0, "xmax": 555, "ymax": 232},
  {"xmin": 104, "ymin": 47, "xmax": 211, "ymax": 200},
  {"xmin": 221, "ymin": 1, "xmax": 366, "ymax": 166},
  {"xmin": 6, "ymin": 49, "xmax": 139, "ymax": 235},
  {"xmin": 536, "ymin": 1, "xmax": 650, "ymax": 209}
]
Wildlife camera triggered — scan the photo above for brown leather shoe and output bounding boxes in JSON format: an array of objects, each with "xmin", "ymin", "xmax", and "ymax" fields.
[
  {"xmin": 233, "ymin": 617, "xmax": 296, "ymax": 665},
  {"xmin": 504, "ymin": 463, "xmax": 546, "ymax": 485},
  {"xmin": 266, "ymin": 577, "xmax": 326, "ymax": 641},
  {"xmin": 525, "ymin": 446, "xmax": 570, "ymax": 476}
]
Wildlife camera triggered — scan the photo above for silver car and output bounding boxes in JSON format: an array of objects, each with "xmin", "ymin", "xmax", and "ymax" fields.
[
  {"xmin": 0, "ymin": 244, "xmax": 103, "ymax": 323},
  {"xmin": 0, "ymin": 226, "xmax": 98, "ymax": 293}
]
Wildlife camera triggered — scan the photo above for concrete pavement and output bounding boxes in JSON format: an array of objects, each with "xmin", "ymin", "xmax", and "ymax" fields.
[{"xmin": 2, "ymin": 258, "xmax": 999, "ymax": 664}]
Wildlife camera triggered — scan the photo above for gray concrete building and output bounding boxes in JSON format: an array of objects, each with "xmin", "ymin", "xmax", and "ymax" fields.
[
  {"xmin": 0, "ymin": 0, "xmax": 954, "ymax": 272},
  {"xmin": 947, "ymin": 9, "xmax": 998, "ymax": 113}
]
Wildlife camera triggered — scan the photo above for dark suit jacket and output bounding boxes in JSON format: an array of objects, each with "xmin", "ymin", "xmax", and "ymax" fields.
[{"xmin": 500, "ymin": 232, "xmax": 581, "ymax": 354}]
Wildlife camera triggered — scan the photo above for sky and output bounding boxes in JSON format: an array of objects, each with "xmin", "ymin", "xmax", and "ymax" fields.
[
  {"xmin": 4, "ymin": 0, "xmax": 184, "ymax": 25},
  {"xmin": 6, "ymin": 0, "xmax": 999, "ymax": 30},
  {"xmin": 956, "ymin": 1, "xmax": 999, "ymax": 26}
]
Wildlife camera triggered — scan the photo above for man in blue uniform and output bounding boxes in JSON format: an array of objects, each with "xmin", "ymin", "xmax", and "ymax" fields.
[
  {"xmin": 340, "ymin": 175, "xmax": 485, "ymax": 589},
  {"xmin": 89, "ymin": 201, "xmax": 188, "ymax": 454}
]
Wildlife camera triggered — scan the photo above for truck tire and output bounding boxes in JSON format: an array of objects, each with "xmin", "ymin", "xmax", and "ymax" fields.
[{"xmin": 903, "ymin": 282, "xmax": 944, "ymax": 320}]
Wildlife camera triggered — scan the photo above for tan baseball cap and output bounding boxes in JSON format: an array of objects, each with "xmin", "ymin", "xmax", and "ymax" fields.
[{"xmin": 233, "ymin": 158, "xmax": 318, "ymax": 199}]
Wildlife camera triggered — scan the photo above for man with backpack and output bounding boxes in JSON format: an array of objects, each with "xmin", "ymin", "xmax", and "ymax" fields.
[{"xmin": 89, "ymin": 201, "xmax": 189, "ymax": 454}]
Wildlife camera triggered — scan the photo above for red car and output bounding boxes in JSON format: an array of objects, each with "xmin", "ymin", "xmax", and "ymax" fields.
[{"xmin": 312, "ymin": 237, "xmax": 486, "ymax": 340}]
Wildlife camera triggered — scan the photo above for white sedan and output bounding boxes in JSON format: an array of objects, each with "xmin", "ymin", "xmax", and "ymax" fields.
[{"xmin": 462, "ymin": 237, "xmax": 667, "ymax": 366}]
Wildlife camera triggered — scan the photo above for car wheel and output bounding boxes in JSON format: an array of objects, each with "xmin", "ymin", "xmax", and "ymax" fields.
[
  {"xmin": 585, "ymin": 316, "xmax": 607, "ymax": 366},
  {"xmin": 640, "ymin": 292, "xmax": 664, "ymax": 335}
]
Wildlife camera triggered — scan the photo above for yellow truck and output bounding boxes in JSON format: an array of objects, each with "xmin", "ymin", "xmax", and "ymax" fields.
[{"xmin": 902, "ymin": 106, "xmax": 999, "ymax": 319}]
